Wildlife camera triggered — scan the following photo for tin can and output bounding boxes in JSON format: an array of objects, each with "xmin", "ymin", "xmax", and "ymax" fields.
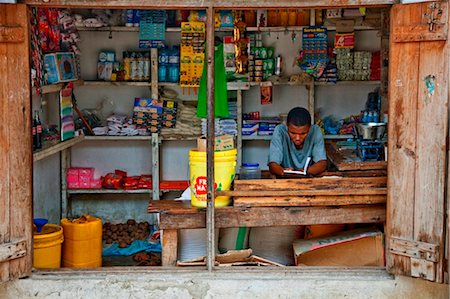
[
  {"xmin": 275, "ymin": 55, "xmax": 282, "ymax": 76},
  {"xmin": 267, "ymin": 47, "xmax": 274, "ymax": 59},
  {"xmin": 259, "ymin": 47, "xmax": 268, "ymax": 59}
]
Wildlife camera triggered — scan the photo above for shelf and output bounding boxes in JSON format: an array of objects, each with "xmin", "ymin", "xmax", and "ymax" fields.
[
  {"xmin": 242, "ymin": 135, "xmax": 272, "ymax": 141},
  {"xmin": 314, "ymin": 80, "xmax": 381, "ymax": 86},
  {"xmin": 76, "ymin": 26, "xmax": 233, "ymax": 32},
  {"xmin": 67, "ymin": 188, "xmax": 151, "ymax": 194},
  {"xmin": 33, "ymin": 80, "xmax": 84, "ymax": 96},
  {"xmin": 84, "ymin": 136, "xmax": 152, "ymax": 141},
  {"xmin": 324, "ymin": 134, "xmax": 354, "ymax": 140},
  {"xmin": 160, "ymin": 134, "xmax": 199, "ymax": 141},
  {"xmin": 33, "ymin": 135, "xmax": 85, "ymax": 162},
  {"xmin": 83, "ymin": 80, "xmax": 151, "ymax": 87},
  {"xmin": 246, "ymin": 25, "xmax": 380, "ymax": 32}
]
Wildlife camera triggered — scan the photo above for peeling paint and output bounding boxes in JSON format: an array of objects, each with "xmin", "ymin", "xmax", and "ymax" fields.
[{"xmin": 423, "ymin": 75, "xmax": 435, "ymax": 102}]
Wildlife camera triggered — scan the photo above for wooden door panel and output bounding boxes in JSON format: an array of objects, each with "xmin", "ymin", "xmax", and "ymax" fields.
[
  {"xmin": 387, "ymin": 1, "xmax": 448, "ymax": 283},
  {"xmin": 0, "ymin": 4, "xmax": 32, "ymax": 283}
]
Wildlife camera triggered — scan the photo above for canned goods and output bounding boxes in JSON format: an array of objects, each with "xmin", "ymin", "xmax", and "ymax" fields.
[
  {"xmin": 248, "ymin": 65, "xmax": 255, "ymax": 71},
  {"xmin": 254, "ymin": 76, "xmax": 263, "ymax": 82},
  {"xmin": 255, "ymin": 40, "xmax": 263, "ymax": 47},
  {"xmin": 259, "ymin": 47, "xmax": 268, "ymax": 59},
  {"xmin": 255, "ymin": 70, "xmax": 263, "ymax": 77},
  {"xmin": 255, "ymin": 65, "xmax": 263, "ymax": 71},
  {"xmin": 265, "ymin": 59, "xmax": 274, "ymax": 71},
  {"xmin": 253, "ymin": 47, "xmax": 261, "ymax": 58},
  {"xmin": 267, "ymin": 47, "xmax": 274, "ymax": 59}
]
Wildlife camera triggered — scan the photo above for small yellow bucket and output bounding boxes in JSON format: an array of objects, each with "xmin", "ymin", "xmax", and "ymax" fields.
[
  {"xmin": 33, "ymin": 224, "xmax": 64, "ymax": 269},
  {"xmin": 61, "ymin": 215, "xmax": 102, "ymax": 268},
  {"xmin": 189, "ymin": 149, "xmax": 237, "ymax": 208}
]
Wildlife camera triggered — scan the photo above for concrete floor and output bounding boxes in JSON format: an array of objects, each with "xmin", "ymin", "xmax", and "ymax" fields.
[{"xmin": 1, "ymin": 268, "xmax": 448, "ymax": 299}]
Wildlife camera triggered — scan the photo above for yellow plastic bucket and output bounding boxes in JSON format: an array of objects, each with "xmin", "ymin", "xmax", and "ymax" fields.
[
  {"xmin": 33, "ymin": 224, "xmax": 64, "ymax": 269},
  {"xmin": 61, "ymin": 215, "xmax": 102, "ymax": 268},
  {"xmin": 189, "ymin": 149, "xmax": 237, "ymax": 208}
]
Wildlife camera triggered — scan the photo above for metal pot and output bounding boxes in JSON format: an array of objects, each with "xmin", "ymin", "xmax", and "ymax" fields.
[{"xmin": 354, "ymin": 122, "xmax": 386, "ymax": 140}]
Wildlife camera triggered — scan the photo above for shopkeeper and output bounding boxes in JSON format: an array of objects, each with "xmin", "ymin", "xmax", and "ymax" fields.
[{"xmin": 268, "ymin": 107, "xmax": 327, "ymax": 176}]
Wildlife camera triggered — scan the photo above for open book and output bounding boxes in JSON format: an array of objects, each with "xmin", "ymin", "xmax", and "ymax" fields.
[{"xmin": 284, "ymin": 157, "xmax": 312, "ymax": 175}]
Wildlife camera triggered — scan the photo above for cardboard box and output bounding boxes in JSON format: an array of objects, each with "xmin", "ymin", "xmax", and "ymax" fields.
[
  {"xmin": 44, "ymin": 52, "xmax": 77, "ymax": 84},
  {"xmin": 293, "ymin": 228, "xmax": 384, "ymax": 267},
  {"xmin": 197, "ymin": 134, "xmax": 235, "ymax": 152}
]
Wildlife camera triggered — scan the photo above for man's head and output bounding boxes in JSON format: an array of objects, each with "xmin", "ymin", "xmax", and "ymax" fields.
[{"xmin": 286, "ymin": 107, "xmax": 311, "ymax": 148}]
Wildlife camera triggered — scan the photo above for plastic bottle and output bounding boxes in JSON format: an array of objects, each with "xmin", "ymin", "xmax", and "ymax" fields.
[
  {"xmin": 34, "ymin": 110, "xmax": 42, "ymax": 150},
  {"xmin": 123, "ymin": 51, "xmax": 131, "ymax": 81},
  {"xmin": 125, "ymin": 10, "xmax": 134, "ymax": 27},
  {"xmin": 240, "ymin": 163, "xmax": 261, "ymax": 180},
  {"xmin": 136, "ymin": 52, "xmax": 144, "ymax": 81},
  {"xmin": 143, "ymin": 52, "xmax": 150, "ymax": 81},
  {"xmin": 158, "ymin": 64, "xmax": 167, "ymax": 82},
  {"xmin": 133, "ymin": 10, "xmax": 140, "ymax": 27},
  {"xmin": 168, "ymin": 64, "xmax": 180, "ymax": 83},
  {"xmin": 130, "ymin": 52, "xmax": 138, "ymax": 81}
]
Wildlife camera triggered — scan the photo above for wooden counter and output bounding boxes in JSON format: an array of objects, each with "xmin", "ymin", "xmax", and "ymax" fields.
[
  {"xmin": 149, "ymin": 173, "xmax": 387, "ymax": 266},
  {"xmin": 326, "ymin": 141, "xmax": 387, "ymax": 171}
]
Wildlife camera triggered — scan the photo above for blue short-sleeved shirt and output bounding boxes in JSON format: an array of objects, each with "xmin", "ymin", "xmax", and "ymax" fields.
[{"xmin": 268, "ymin": 124, "xmax": 327, "ymax": 170}]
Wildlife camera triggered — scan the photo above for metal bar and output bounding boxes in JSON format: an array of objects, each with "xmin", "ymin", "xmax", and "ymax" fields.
[
  {"xmin": 206, "ymin": 5, "xmax": 215, "ymax": 272},
  {"xmin": 308, "ymin": 82, "xmax": 315, "ymax": 124},
  {"xmin": 236, "ymin": 90, "xmax": 243, "ymax": 173},
  {"xmin": 152, "ymin": 133, "xmax": 160, "ymax": 200}
]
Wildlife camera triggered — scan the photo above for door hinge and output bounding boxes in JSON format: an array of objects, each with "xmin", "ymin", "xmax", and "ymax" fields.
[{"xmin": 389, "ymin": 236, "xmax": 439, "ymax": 262}]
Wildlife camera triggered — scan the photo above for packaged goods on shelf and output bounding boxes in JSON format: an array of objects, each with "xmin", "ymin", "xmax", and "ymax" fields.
[
  {"xmin": 67, "ymin": 167, "xmax": 102, "ymax": 189},
  {"xmin": 132, "ymin": 98, "xmax": 163, "ymax": 134},
  {"xmin": 44, "ymin": 52, "xmax": 78, "ymax": 84},
  {"xmin": 160, "ymin": 102, "xmax": 201, "ymax": 136}
]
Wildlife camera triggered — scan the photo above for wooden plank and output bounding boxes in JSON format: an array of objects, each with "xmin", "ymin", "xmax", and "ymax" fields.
[
  {"xmin": 148, "ymin": 200, "xmax": 199, "ymax": 214},
  {"xmin": 386, "ymin": 3, "xmax": 421, "ymax": 278},
  {"xmin": 3, "ymin": 4, "xmax": 32, "ymax": 281},
  {"xmin": 68, "ymin": 188, "xmax": 152, "ymax": 194},
  {"xmin": 24, "ymin": 0, "xmax": 394, "ymax": 9},
  {"xmin": 326, "ymin": 142, "xmax": 387, "ymax": 171},
  {"xmin": 414, "ymin": 34, "xmax": 448, "ymax": 283},
  {"xmin": 159, "ymin": 205, "xmax": 386, "ymax": 229},
  {"xmin": 234, "ymin": 176, "xmax": 387, "ymax": 190},
  {"xmin": 234, "ymin": 195, "xmax": 387, "ymax": 207},
  {"xmin": 410, "ymin": 258, "xmax": 435, "ymax": 281},
  {"xmin": 389, "ymin": 237, "xmax": 439, "ymax": 263},
  {"xmin": 0, "ymin": 25, "xmax": 24, "ymax": 43},
  {"xmin": 161, "ymin": 229, "xmax": 178, "ymax": 267},
  {"xmin": 151, "ymin": 133, "xmax": 159, "ymax": 200},
  {"xmin": 33, "ymin": 135, "xmax": 84, "ymax": 162},
  {"xmin": 0, "ymin": 5, "xmax": 11, "ymax": 283},
  {"xmin": 0, "ymin": 240, "xmax": 27, "ymax": 263},
  {"xmin": 218, "ymin": 188, "xmax": 387, "ymax": 197}
]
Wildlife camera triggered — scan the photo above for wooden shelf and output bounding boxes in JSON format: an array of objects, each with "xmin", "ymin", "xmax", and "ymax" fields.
[
  {"xmin": 160, "ymin": 134, "xmax": 199, "ymax": 141},
  {"xmin": 33, "ymin": 80, "xmax": 84, "ymax": 96},
  {"xmin": 68, "ymin": 188, "xmax": 151, "ymax": 194},
  {"xmin": 246, "ymin": 25, "xmax": 380, "ymax": 32},
  {"xmin": 84, "ymin": 136, "xmax": 152, "ymax": 141},
  {"xmin": 83, "ymin": 80, "xmax": 151, "ymax": 87},
  {"xmin": 33, "ymin": 135, "xmax": 85, "ymax": 162},
  {"xmin": 76, "ymin": 26, "xmax": 232, "ymax": 32},
  {"xmin": 314, "ymin": 80, "xmax": 381, "ymax": 86}
]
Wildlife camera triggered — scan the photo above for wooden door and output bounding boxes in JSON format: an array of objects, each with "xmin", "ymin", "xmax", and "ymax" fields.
[
  {"xmin": 387, "ymin": 1, "xmax": 448, "ymax": 283},
  {"xmin": 0, "ymin": 4, "xmax": 32, "ymax": 283}
]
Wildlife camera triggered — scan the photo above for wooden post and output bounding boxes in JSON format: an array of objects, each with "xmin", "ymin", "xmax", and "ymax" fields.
[
  {"xmin": 206, "ymin": 5, "xmax": 215, "ymax": 272},
  {"xmin": 152, "ymin": 133, "xmax": 159, "ymax": 200},
  {"xmin": 60, "ymin": 148, "xmax": 71, "ymax": 218},
  {"xmin": 161, "ymin": 229, "xmax": 178, "ymax": 266}
]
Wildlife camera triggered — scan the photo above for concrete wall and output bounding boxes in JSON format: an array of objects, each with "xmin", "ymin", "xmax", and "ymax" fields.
[{"xmin": 0, "ymin": 270, "xmax": 448, "ymax": 299}]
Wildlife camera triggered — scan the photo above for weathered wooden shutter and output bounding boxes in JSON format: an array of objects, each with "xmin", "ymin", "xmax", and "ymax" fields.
[
  {"xmin": 387, "ymin": 1, "xmax": 448, "ymax": 283},
  {"xmin": 0, "ymin": 4, "xmax": 32, "ymax": 283}
]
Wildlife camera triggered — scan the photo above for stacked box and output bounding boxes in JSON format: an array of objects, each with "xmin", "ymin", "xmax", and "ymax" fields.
[
  {"xmin": 132, "ymin": 98, "xmax": 163, "ymax": 133},
  {"xmin": 242, "ymin": 120, "xmax": 259, "ymax": 136},
  {"xmin": 258, "ymin": 122, "xmax": 278, "ymax": 136},
  {"xmin": 161, "ymin": 100, "xmax": 178, "ymax": 128}
]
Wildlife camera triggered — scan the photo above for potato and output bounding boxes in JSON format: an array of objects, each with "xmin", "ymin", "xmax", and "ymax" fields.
[
  {"xmin": 127, "ymin": 219, "xmax": 136, "ymax": 226},
  {"xmin": 118, "ymin": 241, "xmax": 128, "ymax": 248}
]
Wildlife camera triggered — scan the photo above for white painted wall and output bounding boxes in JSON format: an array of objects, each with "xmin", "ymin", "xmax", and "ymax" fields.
[{"xmin": 33, "ymin": 26, "xmax": 382, "ymax": 221}]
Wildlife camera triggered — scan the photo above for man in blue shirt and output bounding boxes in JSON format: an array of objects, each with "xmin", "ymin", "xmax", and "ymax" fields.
[{"xmin": 269, "ymin": 107, "xmax": 327, "ymax": 176}]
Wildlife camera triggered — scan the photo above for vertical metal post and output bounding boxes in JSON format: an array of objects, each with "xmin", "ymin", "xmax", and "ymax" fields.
[
  {"xmin": 206, "ymin": 5, "xmax": 215, "ymax": 272},
  {"xmin": 307, "ymin": 82, "xmax": 315, "ymax": 124},
  {"xmin": 152, "ymin": 133, "xmax": 160, "ymax": 200},
  {"xmin": 236, "ymin": 90, "xmax": 243, "ymax": 173}
]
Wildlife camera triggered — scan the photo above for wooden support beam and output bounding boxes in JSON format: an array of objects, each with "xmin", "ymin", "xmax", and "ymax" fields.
[
  {"xmin": 0, "ymin": 25, "xmax": 24, "ymax": 43},
  {"xmin": 233, "ymin": 195, "xmax": 387, "ymax": 207},
  {"xmin": 158, "ymin": 205, "xmax": 386, "ymax": 230},
  {"xmin": 218, "ymin": 188, "xmax": 386, "ymax": 197},
  {"xmin": 161, "ymin": 229, "xmax": 178, "ymax": 267},
  {"xmin": 0, "ymin": 240, "xmax": 26, "ymax": 263}
]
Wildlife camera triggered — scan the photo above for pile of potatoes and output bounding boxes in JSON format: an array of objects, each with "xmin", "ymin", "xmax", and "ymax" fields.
[{"xmin": 102, "ymin": 219, "xmax": 150, "ymax": 248}]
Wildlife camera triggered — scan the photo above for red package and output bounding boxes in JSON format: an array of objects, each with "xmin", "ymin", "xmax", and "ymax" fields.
[
  {"xmin": 138, "ymin": 175, "xmax": 152, "ymax": 189},
  {"xmin": 123, "ymin": 176, "xmax": 140, "ymax": 189},
  {"xmin": 115, "ymin": 169, "xmax": 128, "ymax": 177},
  {"xmin": 102, "ymin": 173, "xmax": 123, "ymax": 189}
]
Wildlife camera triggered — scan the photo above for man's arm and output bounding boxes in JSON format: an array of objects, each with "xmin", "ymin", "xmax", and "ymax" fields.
[
  {"xmin": 307, "ymin": 159, "xmax": 327, "ymax": 176},
  {"xmin": 269, "ymin": 162, "xmax": 285, "ymax": 176}
]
